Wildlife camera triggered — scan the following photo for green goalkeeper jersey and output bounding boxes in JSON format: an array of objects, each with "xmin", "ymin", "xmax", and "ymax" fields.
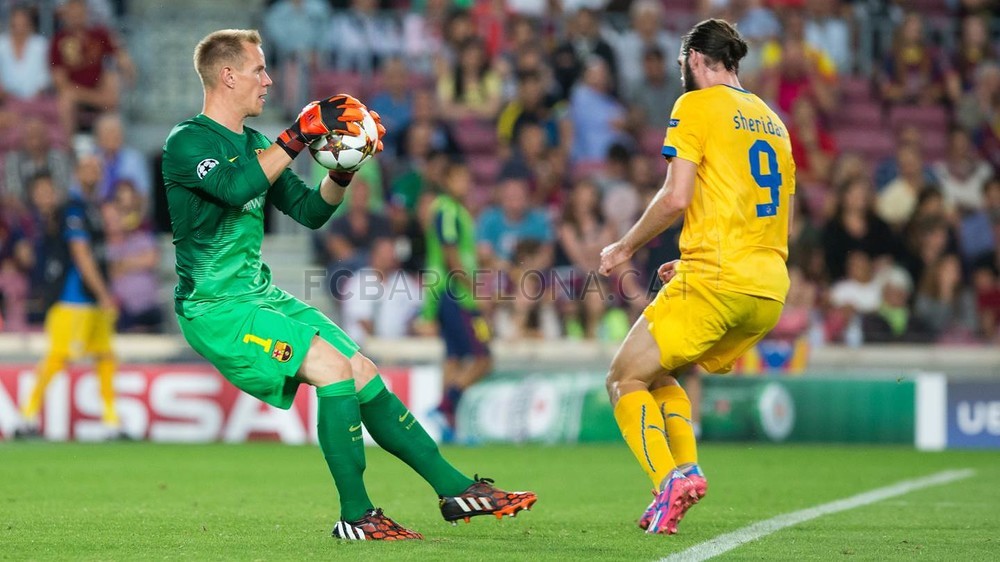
[{"xmin": 162, "ymin": 114, "xmax": 338, "ymax": 318}]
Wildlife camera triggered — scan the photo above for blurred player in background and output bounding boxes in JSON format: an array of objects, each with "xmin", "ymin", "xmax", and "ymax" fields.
[
  {"xmin": 421, "ymin": 159, "xmax": 492, "ymax": 438},
  {"xmin": 17, "ymin": 159, "xmax": 122, "ymax": 440},
  {"xmin": 599, "ymin": 19, "xmax": 795, "ymax": 535},
  {"xmin": 162, "ymin": 29, "xmax": 535, "ymax": 541}
]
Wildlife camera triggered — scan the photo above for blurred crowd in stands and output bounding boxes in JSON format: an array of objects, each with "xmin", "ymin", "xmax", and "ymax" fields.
[
  {"xmin": 1, "ymin": 0, "xmax": 999, "ymax": 348},
  {"xmin": 0, "ymin": 0, "xmax": 159, "ymax": 334}
]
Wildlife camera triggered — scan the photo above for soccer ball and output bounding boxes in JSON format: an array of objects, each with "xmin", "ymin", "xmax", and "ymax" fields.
[{"xmin": 309, "ymin": 106, "xmax": 379, "ymax": 173}]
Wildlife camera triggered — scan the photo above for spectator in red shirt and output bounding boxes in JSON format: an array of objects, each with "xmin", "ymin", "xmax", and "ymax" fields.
[
  {"xmin": 50, "ymin": 0, "xmax": 135, "ymax": 135},
  {"xmin": 972, "ymin": 257, "xmax": 1000, "ymax": 341},
  {"xmin": 789, "ymin": 97, "xmax": 837, "ymax": 186},
  {"xmin": 759, "ymin": 10, "xmax": 838, "ymax": 116},
  {"xmin": 471, "ymin": 0, "xmax": 511, "ymax": 60}
]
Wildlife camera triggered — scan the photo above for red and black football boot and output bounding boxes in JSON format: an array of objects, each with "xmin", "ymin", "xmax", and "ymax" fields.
[
  {"xmin": 332, "ymin": 508, "xmax": 423, "ymax": 541},
  {"xmin": 439, "ymin": 475, "xmax": 538, "ymax": 524}
]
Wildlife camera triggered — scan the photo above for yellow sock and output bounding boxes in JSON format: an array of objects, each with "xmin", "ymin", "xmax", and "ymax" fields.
[
  {"xmin": 614, "ymin": 390, "xmax": 677, "ymax": 489},
  {"xmin": 23, "ymin": 354, "xmax": 64, "ymax": 423},
  {"xmin": 96, "ymin": 355, "xmax": 119, "ymax": 426},
  {"xmin": 652, "ymin": 385, "xmax": 698, "ymax": 467}
]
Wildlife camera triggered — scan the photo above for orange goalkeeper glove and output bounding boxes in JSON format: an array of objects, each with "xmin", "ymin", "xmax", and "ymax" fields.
[
  {"xmin": 327, "ymin": 108, "xmax": 387, "ymax": 188},
  {"xmin": 369, "ymin": 109, "xmax": 386, "ymax": 154},
  {"xmin": 276, "ymin": 94, "xmax": 366, "ymax": 159}
]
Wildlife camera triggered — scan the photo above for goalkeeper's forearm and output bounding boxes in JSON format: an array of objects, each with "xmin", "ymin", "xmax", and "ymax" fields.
[
  {"xmin": 319, "ymin": 174, "xmax": 349, "ymax": 206},
  {"xmin": 257, "ymin": 144, "xmax": 294, "ymax": 184}
]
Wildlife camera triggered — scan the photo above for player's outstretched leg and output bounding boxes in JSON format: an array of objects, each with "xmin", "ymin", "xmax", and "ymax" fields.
[
  {"xmin": 438, "ymin": 474, "xmax": 538, "ymax": 524},
  {"xmin": 303, "ymin": 342, "xmax": 422, "ymax": 540},
  {"xmin": 351, "ymin": 355, "xmax": 537, "ymax": 524}
]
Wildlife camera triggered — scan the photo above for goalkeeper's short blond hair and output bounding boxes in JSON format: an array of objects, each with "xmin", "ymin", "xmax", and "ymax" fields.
[{"xmin": 194, "ymin": 29, "xmax": 262, "ymax": 88}]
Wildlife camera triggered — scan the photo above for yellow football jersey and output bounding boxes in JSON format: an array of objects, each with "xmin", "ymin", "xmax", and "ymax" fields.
[{"xmin": 661, "ymin": 84, "xmax": 795, "ymax": 303}]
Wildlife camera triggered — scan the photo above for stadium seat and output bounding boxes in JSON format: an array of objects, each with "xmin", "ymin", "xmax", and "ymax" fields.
[
  {"xmin": 3, "ymin": 98, "xmax": 69, "ymax": 149},
  {"xmin": 841, "ymin": 77, "xmax": 875, "ymax": 102},
  {"xmin": 469, "ymin": 156, "xmax": 501, "ymax": 185},
  {"xmin": 310, "ymin": 70, "xmax": 366, "ymax": 102},
  {"xmin": 888, "ymin": 105, "xmax": 951, "ymax": 131},
  {"xmin": 640, "ymin": 128, "xmax": 666, "ymax": 157},
  {"xmin": 662, "ymin": 0, "xmax": 699, "ymax": 30},
  {"xmin": 0, "ymin": 128, "xmax": 21, "ymax": 153},
  {"xmin": 407, "ymin": 72, "xmax": 434, "ymax": 91},
  {"xmin": 841, "ymin": 103, "xmax": 884, "ymax": 128},
  {"xmin": 7, "ymin": 97, "xmax": 60, "ymax": 123},
  {"xmin": 832, "ymin": 128, "xmax": 897, "ymax": 161},
  {"xmin": 797, "ymin": 181, "xmax": 832, "ymax": 223},
  {"xmin": 365, "ymin": 71, "xmax": 433, "ymax": 93},
  {"xmin": 908, "ymin": 0, "xmax": 951, "ymax": 16},
  {"xmin": 571, "ymin": 160, "xmax": 607, "ymax": 182},
  {"xmin": 453, "ymin": 121, "xmax": 498, "ymax": 154},
  {"xmin": 923, "ymin": 131, "xmax": 949, "ymax": 156},
  {"xmin": 651, "ymin": 154, "xmax": 668, "ymax": 178}
]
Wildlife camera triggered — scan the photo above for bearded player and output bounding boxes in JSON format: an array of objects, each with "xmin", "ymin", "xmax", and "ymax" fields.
[
  {"xmin": 162, "ymin": 29, "xmax": 535, "ymax": 541},
  {"xmin": 598, "ymin": 19, "xmax": 795, "ymax": 535}
]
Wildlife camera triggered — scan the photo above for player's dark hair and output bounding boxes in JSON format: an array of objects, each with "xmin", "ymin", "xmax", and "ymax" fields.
[
  {"xmin": 444, "ymin": 8, "xmax": 472, "ymax": 45},
  {"xmin": 28, "ymin": 171, "xmax": 53, "ymax": 189},
  {"xmin": 506, "ymin": 14, "xmax": 536, "ymax": 36},
  {"xmin": 27, "ymin": 171, "xmax": 57, "ymax": 217},
  {"xmin": 561, "ymin": 178, "xmax": 605, "ymax": 233},
  {"xmin": 445, "ymin": 156, "xmax": 469, "ymax": 177},
  {"xmin": 517, "ymin": 69, "xmax": 542, "ymax": 83},
  {"xmin": 832, "ymin": 177, "xmax": 877, "ymax": 224},
  {"xmin": 607, "ymin": 143, "xmax": 631, "ymax": 165},
  {"xmin": 10, "ymin": 3, "xmax": 39, "ymax": 28},
  {"xmin": 972, "ymin": 252, "xmax": 1000, "ymax": 277},
  {"xmin": 453, "ymin": 38, "xmax": 489, "ymax": 102},
  {"xmin": 682, "ymin": 19, "xmax": 748, "ymax": 72},
  {"xmin": 428, "ymin": 149, "xmax": 450, "ymax": 162}
]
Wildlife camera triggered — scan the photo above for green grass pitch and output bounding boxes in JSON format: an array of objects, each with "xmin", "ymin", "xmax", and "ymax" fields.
[{"xmin": 2, "ymin": 442, "xmax": 997, "ymax": 560}]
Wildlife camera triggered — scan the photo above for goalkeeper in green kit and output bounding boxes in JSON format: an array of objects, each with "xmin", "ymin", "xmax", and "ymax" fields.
[{"xmin": 162, "ymin": 29, "xmax": 536, "ymax": 541}]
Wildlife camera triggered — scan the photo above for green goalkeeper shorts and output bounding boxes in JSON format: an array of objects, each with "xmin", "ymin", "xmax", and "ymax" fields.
[{"xmin": 177, "ymin": 285, "xmax": 360, "ymax": 409}]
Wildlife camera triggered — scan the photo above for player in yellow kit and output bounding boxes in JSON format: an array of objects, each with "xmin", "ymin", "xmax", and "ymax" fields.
[{"xmin": 598, "ymin": 19, "xmax": 795, "ymax": 535}]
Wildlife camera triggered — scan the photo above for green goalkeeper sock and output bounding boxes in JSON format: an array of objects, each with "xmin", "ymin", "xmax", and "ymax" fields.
[
  {"xmin": 358, "ymin": 375, "xmax": 474, "ymax": 496},
  {"xmin": 317, "ymin": 380, "xmax": 374, "ymax": 521}
]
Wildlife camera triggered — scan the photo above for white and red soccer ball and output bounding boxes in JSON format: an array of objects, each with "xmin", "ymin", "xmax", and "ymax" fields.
[{"xmin": 309, "ymin": 105, "xmax": 379, "ymax": 173}]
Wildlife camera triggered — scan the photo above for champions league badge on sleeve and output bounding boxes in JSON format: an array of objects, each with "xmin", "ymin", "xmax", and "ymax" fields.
[{"xmin": 196, "ymin": 158, "xmax": 219, "ymax": 179}]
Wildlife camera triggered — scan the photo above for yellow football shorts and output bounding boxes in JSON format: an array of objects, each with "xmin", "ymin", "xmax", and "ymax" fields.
[
  {"xmin": 44, "ymin": 303, "xmax": 116, "ymax": 359},
  {"xmin": 643, "ymin": 273, "xmax": 783, "ymax": 374}
]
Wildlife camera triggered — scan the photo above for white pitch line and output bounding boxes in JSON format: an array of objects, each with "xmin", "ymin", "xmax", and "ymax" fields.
[{"xmin": 661, "ymin": 468, "xmax": 976, "ymax": 562}]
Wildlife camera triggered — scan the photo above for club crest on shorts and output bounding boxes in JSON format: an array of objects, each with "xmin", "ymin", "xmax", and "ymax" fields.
[{"xmin": 271, "ymin": 341, "xmax": 293, "ymax": 362}]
